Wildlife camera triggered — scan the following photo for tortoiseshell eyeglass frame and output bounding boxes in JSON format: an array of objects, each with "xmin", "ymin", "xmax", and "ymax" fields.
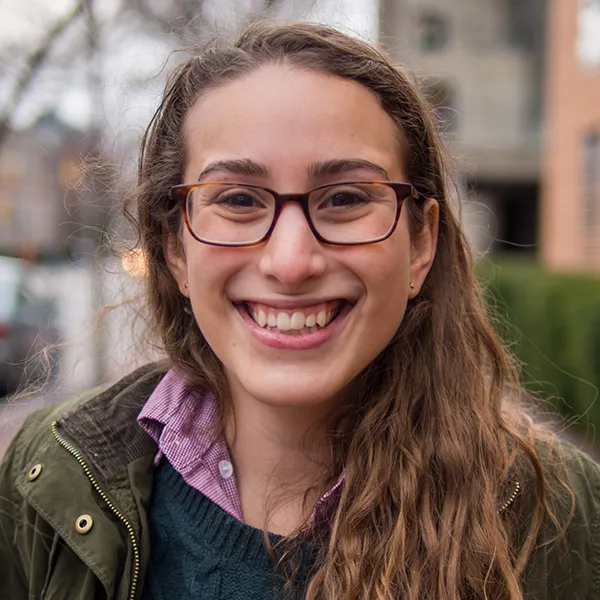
[{"xmin": 169, "ymin": 180, "xmax": 428, "ymax": 247}]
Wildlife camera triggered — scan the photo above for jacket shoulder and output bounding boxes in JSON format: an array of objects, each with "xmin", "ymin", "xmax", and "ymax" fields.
[
  {"xmin": 0, "ymin": 385, "xmax": 108, "ymax": 600},
  {"xmin": 2, "ymin": 361, "xmax": 167, "ymax": 475},
  {"xmin": 0, "ymin": 363, "xmax": 166, "ymax": 600},
  {"xmin": 521, "ymin": 436, "xmax": 600, "ymax": 599},
  {"xmin": 538, "ymin": 436, "xmax": 600, "ymax": 524},
  {"xmin": 1, "ymin": 386, "xmax": 105, "ymax": 477}
]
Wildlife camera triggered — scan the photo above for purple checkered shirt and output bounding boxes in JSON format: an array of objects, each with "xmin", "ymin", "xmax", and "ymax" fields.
[{"xmin": 137, "ymin": 369, "xmax": 343, "ymax": 530}]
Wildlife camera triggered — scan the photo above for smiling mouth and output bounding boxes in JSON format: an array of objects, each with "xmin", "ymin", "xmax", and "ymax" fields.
[{"xmin": 241, "ymin": 300, "xmax": 346, "ymax": 335}]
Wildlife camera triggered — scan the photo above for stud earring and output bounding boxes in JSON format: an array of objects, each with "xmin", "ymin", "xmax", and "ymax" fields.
[
  {"xmin": 409, "ymin": 282, "xmax": 415, "ymax": 290},
  {"xmin": 184, "ymin": 282, "xmax": 189, "ymax": 289}
]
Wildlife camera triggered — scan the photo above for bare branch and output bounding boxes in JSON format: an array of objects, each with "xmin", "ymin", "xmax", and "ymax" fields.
[
  {"xmin": 120, "ymin": 0, "xmax": 315, "ymax": 45},
  {"xmin": 262, "ymin": 0, "xmax": 280, "ymax": 10},
  {"xmin": 83, "ymin": 0, "xmax": 101, "ymax": 132},
  {"xmin": 0, "ymin": 0, "xmax": 318, "ymax": 150},
  {"xmin": 0, "ymin": 1, "xmax": 85, "ymax": 147},
  {"xmin": 123, "ymin": 0, "xmax": 196, "ymax": 40}
]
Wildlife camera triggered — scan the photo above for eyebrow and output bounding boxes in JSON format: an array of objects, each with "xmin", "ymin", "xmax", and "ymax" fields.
[
  {"xmin": 308, "ymin": 159, "xmax": 391, "ymax": 181},
  {"xmin": 197, "ymin": 159, "xmax": 268, "ymax": 181},
  {"xmin": 197, "ymin": 158, "xmax": 391, "ymax": 182}
]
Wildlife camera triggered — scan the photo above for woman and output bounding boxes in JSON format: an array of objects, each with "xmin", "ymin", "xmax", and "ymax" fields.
[{"xmin": 1, "ymin": 21, "xmax": 599, "ymax": 600}]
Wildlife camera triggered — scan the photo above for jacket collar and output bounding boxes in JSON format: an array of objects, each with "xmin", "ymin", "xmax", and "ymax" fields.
[
  {"xmin": 56, "ymin": 362, "xmax": 167, "ymax": 480},
  {"xmin": 54, "ymin": 361, "xmax": 522, "ymax": 514}
]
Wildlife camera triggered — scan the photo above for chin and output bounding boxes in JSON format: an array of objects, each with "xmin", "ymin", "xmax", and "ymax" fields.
[{"xmin": 238, "ymin": 373, "xmax": 344, "ymax": 408}]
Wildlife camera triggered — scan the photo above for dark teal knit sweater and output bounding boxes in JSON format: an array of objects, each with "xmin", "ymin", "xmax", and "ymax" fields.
[{"xmin": 142, "ymin": 459, "xmax": 315, "ymax": 600}]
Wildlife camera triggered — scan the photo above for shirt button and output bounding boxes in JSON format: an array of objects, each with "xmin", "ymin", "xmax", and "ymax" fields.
[{"xmin": 218, "ymin": 460, "xmax": 234, "ymax": 479}]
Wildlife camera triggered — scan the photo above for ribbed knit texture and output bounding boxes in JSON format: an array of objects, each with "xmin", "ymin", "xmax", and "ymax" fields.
[{"xmin": 142, "ymin": 459, "xmax": 316, "ymax": 600}]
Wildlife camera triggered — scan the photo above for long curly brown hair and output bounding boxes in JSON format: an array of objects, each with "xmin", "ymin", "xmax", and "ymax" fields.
[{"xmin": 129, "ymin": 20, "xmax": 570, "ymax": 600}]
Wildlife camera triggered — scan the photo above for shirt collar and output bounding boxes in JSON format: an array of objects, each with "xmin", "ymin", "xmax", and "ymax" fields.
[{"xmin": 137, "ymin": 368, "xmax": 222, "ymax": 464}]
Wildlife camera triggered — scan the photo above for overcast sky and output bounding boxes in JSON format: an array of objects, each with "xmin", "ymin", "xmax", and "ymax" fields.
[{"xmin": 1, "ymin": 0, "xmax": 378, "ymax": 139}]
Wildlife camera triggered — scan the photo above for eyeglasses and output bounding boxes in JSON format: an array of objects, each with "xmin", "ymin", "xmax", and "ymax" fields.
[{"xmin": 169, "ymin": 180, "xmax": 427, "ymax": 247}]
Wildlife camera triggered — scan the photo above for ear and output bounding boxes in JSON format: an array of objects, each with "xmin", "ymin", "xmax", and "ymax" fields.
[
  {"xmin": 163, "ymin": 231, "xmax": 189, "ymax": 297},
  {"xmin": 408, "ymin": 199, "xmax": 439, "ymax": 298}
]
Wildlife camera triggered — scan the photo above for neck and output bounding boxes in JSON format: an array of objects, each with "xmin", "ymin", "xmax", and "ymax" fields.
[{"xmin": 225, "ymin": 383, "xmax": 332, "ymax": 535}]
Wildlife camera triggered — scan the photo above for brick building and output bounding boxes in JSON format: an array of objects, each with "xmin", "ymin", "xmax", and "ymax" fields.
[{"xmin": 542, "ymin": 0, "xmax": 600, "ymax": 270}]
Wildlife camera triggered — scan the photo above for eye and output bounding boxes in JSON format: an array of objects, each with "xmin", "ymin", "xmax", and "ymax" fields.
[
  {"xmin": 214, "ymin": 190, "xmax": 266, "ymax": 210},
  {"xmin": 192, "ymin": 185, "xmax": 271, "ymax": 212},
  {"xmin": 320, "ymin": 189, "xmax": 371, "ymax": 209}
]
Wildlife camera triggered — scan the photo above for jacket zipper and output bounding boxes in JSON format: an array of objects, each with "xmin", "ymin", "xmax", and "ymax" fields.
[
  {"xmin": 51, "ymin": 421, "xmax": 141, "ymax": 600},
  {"xmin": 499, "ymin": 480, "xmax": 521, "ymax": 513}
]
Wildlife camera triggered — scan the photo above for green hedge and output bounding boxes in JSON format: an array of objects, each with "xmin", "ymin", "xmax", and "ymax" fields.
[{"xmin": 476, "ymin": 258, "xmax": 600, "ymax": 429}]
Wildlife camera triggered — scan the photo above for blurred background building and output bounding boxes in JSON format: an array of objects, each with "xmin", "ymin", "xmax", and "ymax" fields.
[
  {"xmin": 379, "ymin": 0, "xmax": 546, "ymax": 256},
  {"xmin": 0, "ymin": 112, "xmax": 115, "ymax": 393},
  {"xmin": 542, "ymin": 0, "xmax": 600, "ymax": 271},
  {"xmin": 0, "ymin": 113, "xmax": 100, "ymax": 261},
  {"xmin": 3, "ymin": 0, "xmax": 598, "ymax": 274}
]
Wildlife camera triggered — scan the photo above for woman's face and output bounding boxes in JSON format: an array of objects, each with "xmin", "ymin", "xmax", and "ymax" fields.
[{"xmin": 167, "ymin": 65, "xmax": 438, "ymax": 409}]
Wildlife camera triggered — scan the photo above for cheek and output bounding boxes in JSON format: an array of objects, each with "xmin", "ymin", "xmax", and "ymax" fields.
[
  {"xmin": 184, "ymin": 246, "xmax": 239, "ymax": 317},
  {"xmin": 358, "ymin": 233, "xmax": 410, "ymax": 293},
  {"xmin": 355, "ymin": 240, "xmax": 411, "ymax": 331}
]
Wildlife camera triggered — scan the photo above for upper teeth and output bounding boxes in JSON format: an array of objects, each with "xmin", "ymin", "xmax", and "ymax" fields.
[{"xmin": 250, "ymin": 308, "xmax": 336, "ymax": 331}]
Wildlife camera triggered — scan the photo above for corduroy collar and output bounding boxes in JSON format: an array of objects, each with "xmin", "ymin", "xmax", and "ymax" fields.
[{"xmin": 56, "ymin": 362, "xmax": 167, "ymax": 480}]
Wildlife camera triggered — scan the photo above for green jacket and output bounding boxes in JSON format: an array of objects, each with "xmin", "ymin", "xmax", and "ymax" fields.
[{"xmin": 1, "ymin": 363, "xmax": 600, "ymax": 600}]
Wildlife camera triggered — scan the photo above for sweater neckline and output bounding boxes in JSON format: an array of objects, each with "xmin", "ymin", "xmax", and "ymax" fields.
[{"xmin": 155, "ymin": 458, "xmax": 299, "ymax": 570}]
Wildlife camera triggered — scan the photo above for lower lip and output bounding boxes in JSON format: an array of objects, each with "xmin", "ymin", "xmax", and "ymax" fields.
[{"xmin": 235, "ymin": 303, "xmax": 353, "ymax": 350}]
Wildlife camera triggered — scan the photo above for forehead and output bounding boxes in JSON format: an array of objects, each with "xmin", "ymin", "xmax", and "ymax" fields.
[{"xmin": 183, "ymin": 64, "xmax": 405, "ymax": 183}]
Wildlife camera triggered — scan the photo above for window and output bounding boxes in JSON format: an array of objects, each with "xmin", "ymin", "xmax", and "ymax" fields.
[
  {"xmin": 582, "ymin": 131, "xmax": 600, "ymax": 244},
  {"xmin": 419, "ymin": 12, "xmax": 449, "ymax": 53},
  {"xmin": 506, "ymin": 0, "xmax": 545, "ymax": 53},
  {"xmin": 423, "ymin": 80, "xmax": 457, "ymax": 133},
  {"xmin": 578, "ymin": 0, "xmax": 600, "ymax": 68}
]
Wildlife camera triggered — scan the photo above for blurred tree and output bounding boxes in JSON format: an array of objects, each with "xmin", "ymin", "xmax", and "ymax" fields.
[
  {"xmin": 0, "ymin": 1, "xmax": 85, "ymax": 147},
  {"xmin": 0, "ymin": 0, "xmax": 315, "ymax": 148}
]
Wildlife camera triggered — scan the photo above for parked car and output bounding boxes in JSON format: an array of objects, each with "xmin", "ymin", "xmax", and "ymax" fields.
[{"xmin": 0, "ymin": 256, "xmax": 60, "ymax": 397}]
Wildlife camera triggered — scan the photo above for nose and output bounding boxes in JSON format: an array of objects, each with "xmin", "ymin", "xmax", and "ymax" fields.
[{"xmin": 258, "ymin": 203, "xmax": 326, "ymax": 286}]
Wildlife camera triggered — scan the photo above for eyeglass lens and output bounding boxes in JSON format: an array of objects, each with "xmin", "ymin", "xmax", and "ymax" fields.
[{"xmin": 186, "ymin": 183, "xmax": 400, "ymax": 244}]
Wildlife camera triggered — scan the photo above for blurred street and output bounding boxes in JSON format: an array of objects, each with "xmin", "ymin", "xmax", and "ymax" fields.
[{"xmin": 0, "ymin": 391, "xmax": 58, "ymax": 456}]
